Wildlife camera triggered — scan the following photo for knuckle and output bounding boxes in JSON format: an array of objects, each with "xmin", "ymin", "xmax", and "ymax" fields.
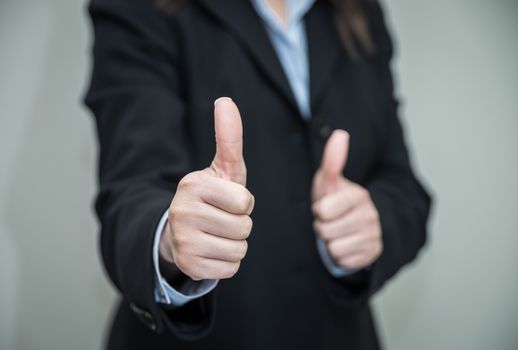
[
  {"xmin": 248, "ymin": 193, "xmax": 255, "ymax": 213},
  {"xmin": 228, "ymin": 262, "xmax": 241, "ymax": 278},
  {"xmin": 367, "ymin": 226, "xmax": 381, "ymax": 241},
  {"xmin": 365, "ymin": 209, "xmax": 377, "ymax": 223},
  {"xmin": 220, "ymin": 262, "xmax": 240, "ymax": 279},
  {"xmin": 375, "ymin": 241, "xmax": 384, "ymax": 256},
  {"xmin": 311, "ymin": 202, "xmax": 320, "ymax": 217},
  {"xmin": 327, "ymin": 241, "xmax": 340, "ymax": 261},
  {"xmin": 374, "ymin": 226, "xmax": 382, "ymax": 239},
  {"xmin": 315, "ymin": 203, "xmax": 327, "ymax": 220},
  {"xmin": 190, "ymin": 260, "xmax": 210, "ymax": 281},
  {"xmin": 371, "ymin": 208, "xmax": 380, "ymax": 223},
  {"xmin": 340, "ymin": 258, "xmax": 357, "ymax": 270},
  {"xmin": 322, "ymin": 229, "xmax": 332, "ymax": 241},
  {"xmin": 172, "ymin": 204, "xmax": 178, "ymax": 221},
  {"xmin": 170, "ymin": 203, "xmax": 203, "ymax": 226},
  {"xmin": 338, "ymin": 258, "xmax": 350, "ymax": 269},
  {"xmin": 240, "ymin": 216, "xmax": 253, "ymax": 239},
  {"xmin": 171, "ymin": 231, "xmax": 188, "ymax": 250},
  {"xmin": 169, "ymin": 204, "xmax": 188, "ymax": 223},
  {"xmin": 354, "ymin": 186, "xmax": 369, "ymax": 201},
  {"xmin": 236, "ymin": 193, "xmax": 252, "ymax": 213},
  {"xmin": 366, "ymin": 230, "xmax": 377, "ymax": 242},
  {"xmin": 315, "ymin": 222, "xmax": 330, "ymax": 240},
  {"xmin": 237, "ymin": 240, "xmax": 248, "ymax": 260},
  {"xmin": 358, "ymin": 184, "xmax": 368, "ymax": 195},
  {"xmin": 227, "ymin": 241, "xmax": 248, "ymax": 262},
  {"xmin": 168, "ymin": 209, "xmax": 179, "ymax": 224},
  {"xmin": 189, "ymin": 270, "xmax": 203, "ymax": 281},
  {"xmin": 179, "ymin": 172, "xmax": 200, "ymax": 190},
  {"xmin": 234, "ymin": 187, "xmax": 253, "ymax": 213}
]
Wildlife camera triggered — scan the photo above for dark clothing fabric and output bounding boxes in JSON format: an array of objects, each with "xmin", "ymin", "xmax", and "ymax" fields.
[{"xmin": 84, "ymin": 0, "xmax": 432, "ymax": 349}]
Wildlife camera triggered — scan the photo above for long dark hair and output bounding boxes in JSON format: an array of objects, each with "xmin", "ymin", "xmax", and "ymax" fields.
[{"xmin": 157, "ymin": 0, "xmax": 375, "ymax": 59}]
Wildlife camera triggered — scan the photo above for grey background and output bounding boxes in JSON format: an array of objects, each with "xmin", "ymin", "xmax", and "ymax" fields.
[{"xmin": 0, "ymin": 0, "xmax": 517, "ymax": 349}]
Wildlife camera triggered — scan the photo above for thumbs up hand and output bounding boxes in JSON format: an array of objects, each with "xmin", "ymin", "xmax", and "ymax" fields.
[
  {"xmin": 159, "ymin": 97, "xmax": 254, "ymax": 281},
  {"xmin": 311, "ymin": 130, "xmax": 382, "ymax": 270}
]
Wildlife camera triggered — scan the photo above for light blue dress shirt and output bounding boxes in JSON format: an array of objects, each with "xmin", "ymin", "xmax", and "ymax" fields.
[
  {"xmin": 153, "ymin": 0, "xmax": 354, "ymax": 307},
  {"xmin": 252, "ymin": 0, "xmax": 314, "ymax": 119}
]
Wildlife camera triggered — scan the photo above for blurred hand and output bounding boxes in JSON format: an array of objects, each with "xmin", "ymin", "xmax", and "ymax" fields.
[
  {"xmin": 311, "ymin": 130, "xmax": 382, "ymax": 270},
  {"xmin": 159, "ymin": 97, "xmax": 254, "ymax": 281}
]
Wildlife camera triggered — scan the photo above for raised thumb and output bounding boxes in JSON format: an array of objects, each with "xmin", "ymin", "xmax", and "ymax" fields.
[
  {"xmin": 320, "ymin": 129, "xmax": 350, "ymax": 186},
  {"xmin": 211, "ymin": 97, "xmax": 246, "ymax": 186}
]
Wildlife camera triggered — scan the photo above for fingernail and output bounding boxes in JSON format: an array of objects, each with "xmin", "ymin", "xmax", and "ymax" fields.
[{"xmin": 214, "ymin": 97, "xmax": 233, "ymax": 106}]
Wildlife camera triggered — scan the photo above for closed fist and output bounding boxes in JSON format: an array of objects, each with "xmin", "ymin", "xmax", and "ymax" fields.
[{"xmin": 160, "ymin": 98, "xmax": 254, "ymax": 281}]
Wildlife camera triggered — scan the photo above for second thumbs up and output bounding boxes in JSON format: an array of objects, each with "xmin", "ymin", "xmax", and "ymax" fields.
[
  {"xmin": 311, "ymin": 130, "xmax": 383, "ymax": 270},
  {"xmin": 160, "ymin": 97, "xmax": 254, "ymax": 281}
]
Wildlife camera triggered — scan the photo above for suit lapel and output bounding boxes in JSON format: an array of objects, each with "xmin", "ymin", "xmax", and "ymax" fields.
[
  {"xmin": 305, "ymin": 0, "xmax": 344, "ymax": 114},
  {"xmin": 197, "ymin": 0, "xmax": 299, "ymax": 114},
  {"xmin": 197, "ymin": 0, "xmax": 344, "ymax": 118}
]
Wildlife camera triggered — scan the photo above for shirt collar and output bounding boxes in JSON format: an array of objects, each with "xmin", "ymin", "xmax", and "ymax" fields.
[
  {"xmin": 287, "ymin": 0, "xmax": 316, "ymax": 24},
  {"xmin": 252, "ymin": 0, "xmax": 316, "ymax": 30}
]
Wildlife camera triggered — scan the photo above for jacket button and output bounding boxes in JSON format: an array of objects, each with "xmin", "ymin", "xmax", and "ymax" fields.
[
  {"xmin": 318, "ymin": 124, "xmax": 332, "ymax": 139},
  {"xmin": 129, "ymin": 302, "xmax": 157, "ymax": 332}
]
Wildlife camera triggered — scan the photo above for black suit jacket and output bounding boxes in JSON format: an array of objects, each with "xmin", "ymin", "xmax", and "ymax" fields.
[{"xmin": 85, "ymin": 0, "xmax": 431, "ymax": 349}]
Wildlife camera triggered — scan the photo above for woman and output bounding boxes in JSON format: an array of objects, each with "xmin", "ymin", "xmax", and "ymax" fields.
[{"xmin": 85, "ymin": 0, "xmax": 431, "ymax": 349}]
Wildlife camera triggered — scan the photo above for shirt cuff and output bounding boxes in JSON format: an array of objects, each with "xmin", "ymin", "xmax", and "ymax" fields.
[
  {"xmin": 316, "ymin": 238, "xmax": 358, "ymax": 278},
  {"xmin": 153, "ymin": 210, "xmax": 218, "ymax": 307}
]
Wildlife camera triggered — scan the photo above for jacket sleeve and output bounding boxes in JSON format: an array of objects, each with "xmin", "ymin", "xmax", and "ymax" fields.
[
  {"xmin": 326, "ymin": 0, "xmax": 432, "ymax": 305},
  {"xmin": 84, "ymin": 0, "xmax": 215, "ymax": 339}
]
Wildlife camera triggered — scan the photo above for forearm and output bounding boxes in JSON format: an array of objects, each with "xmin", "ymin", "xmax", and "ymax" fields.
[{"xmin": 98, "ymin": 184, "xmax": 217, "ymax": 338}]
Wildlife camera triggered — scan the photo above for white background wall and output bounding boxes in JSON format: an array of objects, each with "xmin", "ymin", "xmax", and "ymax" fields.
[{"xmin": 0, "ymin": 0, "xmax": 516, "ymax": 349}]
